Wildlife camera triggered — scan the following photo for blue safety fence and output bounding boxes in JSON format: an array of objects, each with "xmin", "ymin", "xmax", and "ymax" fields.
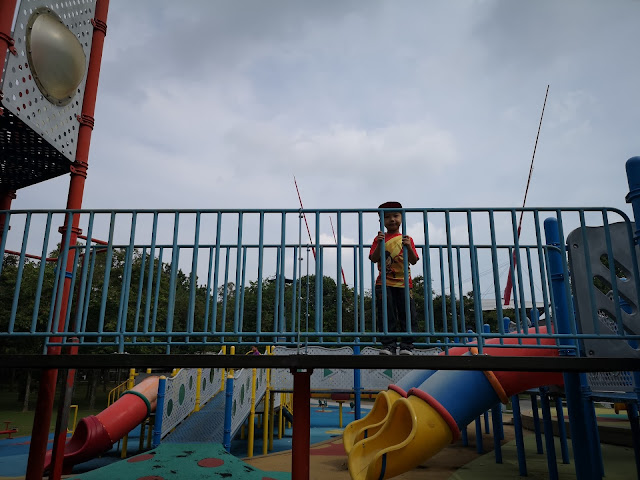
[{"xmin": 1, "ymin": 204, "xmax": 639, "ymax": 356}]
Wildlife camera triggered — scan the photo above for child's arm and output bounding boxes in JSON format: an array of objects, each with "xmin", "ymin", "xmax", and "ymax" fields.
[
  {"xmin": 369, "ymin": 231, "xmax": 385, "ymax": 262},
  {"xmin": 402, "ymin": 235, "xmax": 419, "ymax": 265}
]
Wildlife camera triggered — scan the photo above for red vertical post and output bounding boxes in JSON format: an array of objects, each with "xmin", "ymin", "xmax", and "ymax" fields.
[
  {"xmin": 25, "ymin": 2, "xmax": 109, "ymax": 478},
  {"xmin": 291, "ymin": 369, "xmax": 312, "ymax": 480},
  {"xmin": 0, "ymin": 189, "xmax": 16, "ymax": 242}
]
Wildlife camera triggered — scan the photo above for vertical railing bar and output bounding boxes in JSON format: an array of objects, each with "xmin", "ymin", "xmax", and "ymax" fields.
[
  {"xmin": 233, "ymin": 212, "xmax": 244, "ymax": 336},
  {"xmin": 353, "ymin": 245, "xmax": 359, "ymax": 337},
  {"xmin": 439, "ymin": 246, "xmax": 448, "ymax": 348},
  {"xmin": 370, "ymin": 261, "xmax": 377, "ymax": 342},
  {"xmin": 239, "ymin": 246, "xmax": 248, "ymax": 341},
  {"xmin": 143, "ymin": 212, "xmax": 158, "ymax": 335},
  {"xmin": 296, "ymin": 212, "xmax": 303, "ymax": 348},
  {"xmin": 467, "ymin": 211, "xmax": 485, "ymax": 342},
  {"xmin": 424, "ymin": 211, "xmax": 434, "ymax": 340},
  {"xmin": 525, "ymin": 248, "xmax": 540, "ymax": 341},
  {"xmin": 150, "ymin": 247, "xmax": 164, "ymax": 344},
  {"xmin": 358, "ymin": 212, "xmax": 366, "ymax": 335},
  {"xmin": 132, "ymin": 246, "xmax": 147, "ymax": 343},
  {"xmin": 97, "ymin": 212, "xmax": 116, "ymax": 345},
  {"xmin": 319, "ymin": 246, "xmax": 325, "ymax": 343},
  {"xmin": 211, "ymin": 213, "xmax": 222, "ymax": 336},
  {"xmin": 0, "ymin": 210, "xmax": 11, "ymax": 277},
  {"xmin": 401, "ymin": 210, "xmax": 411, "ymax": 338},
  {"xmin": 512, "ymin": 210, "xmax": 528, "ymax": 340},
  {"xmin": 117, "ymin": 212, "xmax": 138, "ymax": 351},
  {"xmin": 202, "ymin": 245, "xmax": 214, "ymax": 343},
  {"xmin": 315, "ymin": 212, "xmax": 321, "ymax": 339},
  {"xmin": 488, "ymin": 210, "xmax": 505, "ymax": 345},
  {"xmin": 336, "ymin": 211, "xmax": 343, "ymax": 340},
  {"xmin": 74, "ymin": 213, "xmax": 95, "ymax": 336},
  {"xmin": 273, "ymin": 247, "xmax": 281, "ymax": 341},
  {"xmin": 507, "ymin": 246, "xmax": 523, "ymax": 340},
  {"xmin": 533, "ymin": 210, "xmax": 553, "ymax": 334},
  {"xmin": 220, "ymin": 247, "xmax": 231, "ymax": 344},
  {"xmin": 291, "ymin": 245, "xmax": 299, "ymax": 338},
  {"xmin": 278, "ymin": 212, "xmax": 286, "ymax": 340},
  {"xmin": 81, "ymin": 244, "xmax": 98, "ymax": 337},
  {"xmin": 62, "ymin": 246, "xmax": 81, "ymax": 335},
  {"xmin": 164, "ymin": 212, "xmax": 181, "ymax": 354},
  {"xmin": 457, "ymin": 246, "xmax": 466, "ymax": 337},
  {"xmin": 51, "ymin": 211, "xmax": 74, "ymax": 340},
  {"xmin": 379, "ymin": 210, "xmax": 388, "ymax": 337},
  {"xmin": 445, "ymin": 211, "xmax": 458, "ymax": 340},
  {"xmin": 256, "ymin": 212, "xmax": 265, "ymax": 342},
  {"xmin": 44, "ymin": 252, "xmax": 63, "ymax": 352},
  {"xmin": 31, "ymin": 213, "xmax": 54, "ymax": 333},
  {"xmin": 187, "ymin": 212, "xmax": 202, "ymax": 341},
  {"xmin": 9, "ymin": 212, "xmax": 31, "ymax": 333},
  {"xmin": 555, "ymin": 211, "xmax": 578, "ymax": 335}
]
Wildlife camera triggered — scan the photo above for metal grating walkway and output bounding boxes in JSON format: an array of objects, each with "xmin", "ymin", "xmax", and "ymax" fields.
[{"xmin": 163, "ymin": 392, "xmax": 227, "ymax": 443}]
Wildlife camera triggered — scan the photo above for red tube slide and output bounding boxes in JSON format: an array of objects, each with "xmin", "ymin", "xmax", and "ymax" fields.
[{"xmin": 44, "ymin": 376, "xmax": 159, "ymax": 474}]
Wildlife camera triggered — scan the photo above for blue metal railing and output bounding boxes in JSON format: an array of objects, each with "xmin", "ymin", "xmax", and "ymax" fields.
[{"xmin": 0, "ymin": 206, "xmax": 638, "ymax": 355}]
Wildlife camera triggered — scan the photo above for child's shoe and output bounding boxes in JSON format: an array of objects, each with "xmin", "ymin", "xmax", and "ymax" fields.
[
  {"xmin": 379, "ymin": 345, "xmax": 396, "ymax": 355},
  {"xmin": 399, "ymin": 347, "xmax": 414, "ymax": 355}
]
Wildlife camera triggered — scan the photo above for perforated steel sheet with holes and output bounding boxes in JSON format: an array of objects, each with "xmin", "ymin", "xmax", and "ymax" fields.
[
  {"xmin": 270, "ymin": 346, "xmax": 441, "ymax": 392},
  {"xmin": 1, "ymin": 0, "xmax": 95, "ymax": 162}
]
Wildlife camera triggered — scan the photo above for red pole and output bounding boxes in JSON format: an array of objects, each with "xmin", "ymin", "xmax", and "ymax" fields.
[
  {"xmin": 25, "ymin": 2, "xmax": 109, "ymax": 478},
  {"xmin": 291, "ymin": 369, "xmax": 312, "ymax": 480}
]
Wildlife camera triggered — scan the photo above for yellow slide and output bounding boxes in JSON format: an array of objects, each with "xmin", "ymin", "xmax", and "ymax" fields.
[
  {"xmin": 342, "ymin": 389, "xmax": 402, "ymax": 454},
  {"xmin": 348, "ymin": 395, "xmax": 454, "ymax": 480}
]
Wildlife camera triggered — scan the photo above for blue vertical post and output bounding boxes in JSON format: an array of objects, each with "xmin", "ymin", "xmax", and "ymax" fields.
[
  {"xmin": 530, "ymin": 393, "xmax": 543, "ymax": 454},
  {"xmin": 554, "ymin": 396, "xmax": 570, "ymax": 464},
  {"xmin": 475, "ymin": 414, "xmax": 483, "ymax": 454},
  {"xmin": 545, "ymin": 217, "xmax": 599, "ymax": 480},
  {"xmin": 152, "ymin": 376, "xmax": 166, "ymax": 448},
  {"xmin": 626, "ymin": 402, "xmax": 640, "ymax": 478},
  {"xmin": 539, "ymin": 387, "xmax": 559, "ymax": 480},
  {"xmin": 625, "ymin": 156, "xmax": 640, "ymax": 244},
  {"xmin": 223, "ymin": 374, "xmax": 235, "ymax": 452},
  {"xmin": 511, "ymin": 394, "xmax": 528, "ymax": 476},
  {"xmin": 491, "ymin": 403, "xmax": 503, "ymax": 464},
  {"xmin": 354, "ymin": 345, "xmax": 362, "ymax": 420}
]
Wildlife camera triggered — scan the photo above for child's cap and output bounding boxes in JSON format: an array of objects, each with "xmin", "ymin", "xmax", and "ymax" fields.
[{"xmin": 378, "ymin": 201, "xmax": 402, "ymax": 209}]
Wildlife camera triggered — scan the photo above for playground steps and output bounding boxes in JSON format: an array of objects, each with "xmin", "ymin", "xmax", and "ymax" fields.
[{"xmin": 163, "ymin": 393, "xmax": 227, "ymax": 443}]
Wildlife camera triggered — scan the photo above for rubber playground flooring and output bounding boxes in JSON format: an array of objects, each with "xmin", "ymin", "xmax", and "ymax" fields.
[{"xmin": 0, "ymin": 404, "xmax": 635, "ymax": 479}]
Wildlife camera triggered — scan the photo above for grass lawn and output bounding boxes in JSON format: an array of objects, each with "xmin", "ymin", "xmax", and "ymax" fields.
[{"xmin": 0, "ymin": 379, "xmax": 120, "ymax": 439}]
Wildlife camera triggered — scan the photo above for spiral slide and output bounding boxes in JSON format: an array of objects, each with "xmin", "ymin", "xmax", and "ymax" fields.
[
  {"xmin": 346, "ymin": 328, "xmax": 565, "ymax": 480},
  {"xmin": 44, "ymin": 376, "xmax": 160, "ymax": 474}
]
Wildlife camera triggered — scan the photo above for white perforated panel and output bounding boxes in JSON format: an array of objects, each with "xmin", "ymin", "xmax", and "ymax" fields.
[{"xmin": 1, "ymin": 0, "xmax": 95, "ymax": 161}]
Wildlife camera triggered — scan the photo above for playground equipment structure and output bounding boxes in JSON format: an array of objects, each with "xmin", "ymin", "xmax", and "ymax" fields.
[{"xmin": 2, "ymin": 1, "xmax": 640, "ymax": 479}]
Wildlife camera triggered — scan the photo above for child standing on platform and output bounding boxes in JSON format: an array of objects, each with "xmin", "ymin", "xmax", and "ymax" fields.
[{"xmin": 369, "ymin": 201, "xmax": 419, "ymax": 355}]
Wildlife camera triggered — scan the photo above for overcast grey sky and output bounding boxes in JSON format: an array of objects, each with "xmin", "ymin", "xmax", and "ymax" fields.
[
  {"xmin": 12, "ymin": 0, "xmax": 639, "ymax": 216},
  {"xmin": 4, "ymin": 0, "xmax": 640, "ymax": 307}
]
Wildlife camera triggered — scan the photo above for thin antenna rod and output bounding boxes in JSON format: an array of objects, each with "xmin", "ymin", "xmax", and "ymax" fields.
[
  {"xmin": 294, "ymin": 176, "xmax": 316, "ymax": 259},
  {"xmin": 504, "ymin": 85, "xmax": 549, "ymax": 306},
  {"xmin": 329, "ymin": 216, "xmax": 348, "ymax": 286}
]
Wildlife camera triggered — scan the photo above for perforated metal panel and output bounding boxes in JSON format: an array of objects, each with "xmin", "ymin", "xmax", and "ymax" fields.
[
  {"xmin": 567, "ymin": 222, "xmax": 640, "ymax": 358},
  {"xmin": 1, "ymin": 0, "xmax": 96, "ymax": 190}
]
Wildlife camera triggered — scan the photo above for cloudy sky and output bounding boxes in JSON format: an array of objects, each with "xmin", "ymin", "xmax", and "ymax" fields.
[
  {"xmin": 6, "ymin": 0, "xmax": 640, "ymax": 300},
  {"xmin": 13, "ymin": 0, "xmax": 640, "ymax": 214}
]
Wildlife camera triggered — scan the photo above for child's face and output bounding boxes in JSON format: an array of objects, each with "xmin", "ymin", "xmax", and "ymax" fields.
[{"xmin": 383, "ymin": 212, "xmax": 402, "ymax": 233}]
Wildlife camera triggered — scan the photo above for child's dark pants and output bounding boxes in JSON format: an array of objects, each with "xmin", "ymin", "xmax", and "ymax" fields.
[{"xmin": 375, "ymin": 285, "xmax": 418, "ymax": 350}]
